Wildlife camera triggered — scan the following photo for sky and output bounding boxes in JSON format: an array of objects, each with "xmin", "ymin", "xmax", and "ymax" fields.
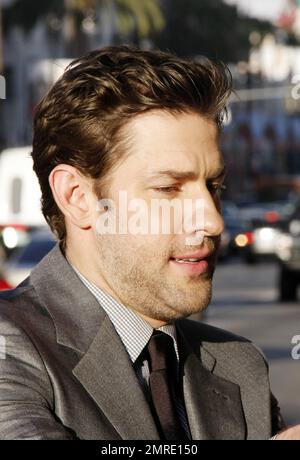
[{"xmin": 224, "ymin": 0, "xmax": 289, "ymax": 22}]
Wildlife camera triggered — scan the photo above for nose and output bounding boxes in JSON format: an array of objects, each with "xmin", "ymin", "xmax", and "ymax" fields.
[
  {"xmin": 203, "ymin": 191, "xmax": 224, "ymax": 237},
  {"xmin": 183, "ymin": 188, "xmax": 224, "ymax": 238}
]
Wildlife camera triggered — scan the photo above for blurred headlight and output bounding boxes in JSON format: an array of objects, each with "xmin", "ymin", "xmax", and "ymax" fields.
[
  {"xmin": 2, "ymin": 227, "xmax": 28, "ymax": 250},
  {"xmin": 255, "ymin": 227, "xmax": 276, "ymax": 242},
  {"xmin": 235, "ymin": 234, "xmax": 249, "ymax": 247},
  {"xmin": 2, "ymin": 227, "xmax": 19, "ymax": 249}
]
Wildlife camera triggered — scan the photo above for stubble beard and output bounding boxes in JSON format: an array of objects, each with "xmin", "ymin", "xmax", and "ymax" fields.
[{"xmin": 94, "ymin": 235, "xmax": 216, "ymax": 324}]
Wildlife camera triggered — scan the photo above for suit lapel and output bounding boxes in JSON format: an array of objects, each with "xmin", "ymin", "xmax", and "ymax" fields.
[
  {"xmin": 72, "ymin": 314, "xmax": 160, "ymax": 440},
  {"xmin": 177, "ymin": 322, "xmax": 246, "ymax": 440}
]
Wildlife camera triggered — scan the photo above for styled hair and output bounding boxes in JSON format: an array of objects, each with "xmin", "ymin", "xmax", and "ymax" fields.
[{"xmin": 32, "ymin": 45, "xmax": 232, "ymax": 250}]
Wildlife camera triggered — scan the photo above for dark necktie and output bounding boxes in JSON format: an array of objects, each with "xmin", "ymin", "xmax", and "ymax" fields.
[{"xmin": 146, "ymin": 330, "xmax": 187, "ymax": 440}]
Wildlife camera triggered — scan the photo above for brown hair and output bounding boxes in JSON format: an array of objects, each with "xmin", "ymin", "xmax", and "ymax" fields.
[{"xmin": 32, "ymin": 45, "xmax": 232, "ymax": 251}]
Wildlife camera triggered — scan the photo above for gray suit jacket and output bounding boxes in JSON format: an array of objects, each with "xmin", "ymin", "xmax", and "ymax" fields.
[{"xmin": 0, "ymin": 243, "xmax": 285, "ymax": 440}]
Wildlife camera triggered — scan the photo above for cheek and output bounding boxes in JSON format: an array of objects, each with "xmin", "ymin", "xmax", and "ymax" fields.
[{"xmin": 124, "ymin": 234, "xmax": 173, "ymax": 264}]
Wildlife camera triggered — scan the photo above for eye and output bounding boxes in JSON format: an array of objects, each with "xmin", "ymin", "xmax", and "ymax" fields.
[
  {"xmin": 153, "ymin": 186, "xmax": 181, "ymax": 194},
  {"xmin": 207, "ymin": 182, "xmax": 227, "ymax": 195}
]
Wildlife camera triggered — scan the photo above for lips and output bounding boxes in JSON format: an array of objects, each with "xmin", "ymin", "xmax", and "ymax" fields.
[
  {"xmin": 170, "ymin": 248, "xmax": 213, "ymax": 261},
  {"xmin": 169, "ymin": 247, "xmax": 215, "ymax": 276}
]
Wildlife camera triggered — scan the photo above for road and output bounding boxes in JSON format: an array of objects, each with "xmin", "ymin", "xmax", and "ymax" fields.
[{"xmin": 199, "ymin": 258, "xmax": 300, "ymax": 425}]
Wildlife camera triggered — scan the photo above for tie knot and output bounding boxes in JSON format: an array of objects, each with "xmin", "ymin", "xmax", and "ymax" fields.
[{"xmin": 147, "ymin": 330, "xmax": 176, "ymax": 372}]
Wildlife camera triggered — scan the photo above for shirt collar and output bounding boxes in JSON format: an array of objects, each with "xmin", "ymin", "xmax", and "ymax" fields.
[{"xmin": 68, "ymin": 261, "xmax": 179, "ymax": 363}]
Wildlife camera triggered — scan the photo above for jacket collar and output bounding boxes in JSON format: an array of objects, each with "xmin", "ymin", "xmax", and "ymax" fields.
[{"xmin": 30, "ymin": 243, "xmax": 106, "ymax": 354}]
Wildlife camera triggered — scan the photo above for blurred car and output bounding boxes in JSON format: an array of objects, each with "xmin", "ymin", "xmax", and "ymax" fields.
[
  {"xmin": 0, "ymin": 224, "xmax": 31, "ymax": 259},
  {"xmin": 276, "ymin": 199, "xmax": 300, "ymax": 301},
  {"xmin": 3, "ymin": 229, "xmax": 56, "ymax": 288},
  {"xmin": 0, "ymin": 146, "xmax": 47, "ymax": 258},
  {"xmin": 245, "ymin": 225, "xmax": 281, "ymax": 263},
  {"xmin": 237, "ymin": 200, "xmax": 296, "ymax": 264},
  {"xmin": 219, "ymin": 201, "xmax": 252, "ymax": 260}
]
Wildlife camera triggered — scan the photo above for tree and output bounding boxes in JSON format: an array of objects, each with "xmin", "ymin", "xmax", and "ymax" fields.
[
  {"xmin": 154, "ymin": 0, "xmax": 274, "ymax": 63},
  {"xmin": 3, "ymin": 0, "xmax": 165, "ymax": 53}
]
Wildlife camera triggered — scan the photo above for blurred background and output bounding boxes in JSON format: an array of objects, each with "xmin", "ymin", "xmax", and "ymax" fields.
[{"xmin": 0, "ymin": 0, "xmax": 300, "ymax": 427}]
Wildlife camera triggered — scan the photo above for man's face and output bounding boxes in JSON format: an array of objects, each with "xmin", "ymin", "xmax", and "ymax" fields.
[{"xmin": 91, "ymin": 110, "xmax": 225, "ymax": 324}]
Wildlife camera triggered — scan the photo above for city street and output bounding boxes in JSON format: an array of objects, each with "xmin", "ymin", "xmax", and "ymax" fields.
[{"xmin": 201, "ymin": 258, "xmax": 300, "ymax": 426}]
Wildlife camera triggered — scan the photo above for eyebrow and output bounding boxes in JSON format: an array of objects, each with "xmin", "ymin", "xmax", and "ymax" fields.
[
  {"xmin": 209, "ymin": 166, "xmax": 227, "ymax": 180},
  {"xmin": 145, "ymin": 165, "xmax": 227, "ymax": 181}
]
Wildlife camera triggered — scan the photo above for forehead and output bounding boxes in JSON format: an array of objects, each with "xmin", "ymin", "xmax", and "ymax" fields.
[{"xmin": 123, "ymin": 110, "xmax": 223, "ymax": 176}]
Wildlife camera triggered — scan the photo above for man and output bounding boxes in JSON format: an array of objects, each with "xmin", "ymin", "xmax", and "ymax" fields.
[{"xmin": 0, "ymin": 45, "xmax": 287, "ymax": 440}]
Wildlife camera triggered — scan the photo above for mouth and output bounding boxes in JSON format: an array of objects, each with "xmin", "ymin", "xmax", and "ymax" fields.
[{"xmin": 169, "ymin": 249, "xmax": 214, "ymax": 276}]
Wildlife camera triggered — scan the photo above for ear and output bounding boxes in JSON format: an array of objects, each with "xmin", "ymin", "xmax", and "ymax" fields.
[{"xmin": 49, "ymin": 164, "xmax": 94, "ymax": 230}]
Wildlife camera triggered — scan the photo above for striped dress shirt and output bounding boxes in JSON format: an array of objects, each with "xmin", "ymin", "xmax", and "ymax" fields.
[{"xmin": 68, "ymin": 260, "xmax": 191, "ymax": 439}]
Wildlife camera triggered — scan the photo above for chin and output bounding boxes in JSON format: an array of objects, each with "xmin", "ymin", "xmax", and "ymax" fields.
[
  {"xmin": 184, "ymin": 301, "xmax": 210, "ymax": 317},
  {"xmin": 185, "ymin": 287, "xmax": 212, "ymax": 315},
  {"xmin": 170, "ymin": 295, "xmax": 211, "ymax": 321}
]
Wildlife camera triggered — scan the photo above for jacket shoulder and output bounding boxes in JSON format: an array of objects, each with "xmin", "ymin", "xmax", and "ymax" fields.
[
  {"xmin": 0, "ymin": 281, "xmax": 51, "ymax": 333},
  {"xmin": 178, "ymin": 317, "xmax": 267, "ymax": 368},
  {"xmin": 178, "ymin": 317, "xmax": 250, "ymax": 343}
]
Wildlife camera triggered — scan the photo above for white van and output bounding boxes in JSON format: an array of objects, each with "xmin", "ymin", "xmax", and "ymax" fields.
[{"xmin": 0, "ymin": 146, "xmax": 46, "ymax": 253}]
